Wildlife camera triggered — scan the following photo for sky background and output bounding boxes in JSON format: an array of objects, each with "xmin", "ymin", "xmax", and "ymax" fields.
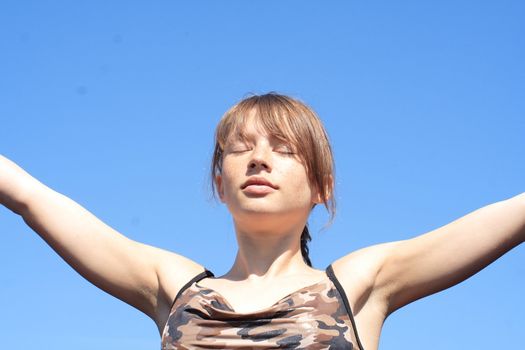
[{"xmin": 1, "ymin": 1, "xmax": 524, "ymax": 349}]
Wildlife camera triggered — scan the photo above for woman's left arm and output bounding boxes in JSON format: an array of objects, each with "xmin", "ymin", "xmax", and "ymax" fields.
[{"xmin": 379, "ymin": 192, "xmax": 525, "ymax": 315}]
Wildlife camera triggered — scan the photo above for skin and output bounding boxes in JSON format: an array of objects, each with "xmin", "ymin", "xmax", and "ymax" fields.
[
  {"xmin": 0, "ymin": 116, "xmax": 524, "ymax": 349},
  {"xmin": 209, "ymin": 116, "xmax": 327, "ymax": 312}
]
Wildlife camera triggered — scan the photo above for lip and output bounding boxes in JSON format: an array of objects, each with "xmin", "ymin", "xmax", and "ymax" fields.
[{"xmin": 241, "ymin": 177, "xmax": 278, "ymax": 190}]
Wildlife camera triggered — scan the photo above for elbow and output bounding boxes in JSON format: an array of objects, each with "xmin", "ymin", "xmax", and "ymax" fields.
[
  {"xmin": 8, "ymin": 179, "xmax": 42, "ymax": 217},
  {"xmin": 1, "ymin": 189, "xmax": 29, "ymax": 216}
]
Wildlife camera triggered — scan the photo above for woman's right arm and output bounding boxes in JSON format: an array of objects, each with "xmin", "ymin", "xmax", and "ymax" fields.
[{"xmin": 0, "ymin": 155, "xmax": 203, "ymax": 332}]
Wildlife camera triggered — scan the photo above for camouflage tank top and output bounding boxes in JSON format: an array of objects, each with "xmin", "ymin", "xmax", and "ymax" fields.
[{"xmin": 161, "ymin": 264, "xmax": 364, "ymax": 350}]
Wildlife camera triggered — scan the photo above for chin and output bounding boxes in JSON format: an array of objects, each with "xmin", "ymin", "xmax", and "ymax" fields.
[
  {"xmin": 232, "ymin": 204, "xmax": 304, "ymax": 222},
  {"xmin": 238, "ymin": 206, "xmax": 282, "ymax": 217}
]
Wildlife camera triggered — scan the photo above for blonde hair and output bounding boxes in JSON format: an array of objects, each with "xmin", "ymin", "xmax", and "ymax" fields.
[{"xmin": 211, "ymin": 93, "xmax": 335, "ymax": 266}]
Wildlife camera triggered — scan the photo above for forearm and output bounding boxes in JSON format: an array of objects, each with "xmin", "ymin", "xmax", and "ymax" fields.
[{"xmin": 0, "ymin": 155, "xmax": 41, "ymax": 215}]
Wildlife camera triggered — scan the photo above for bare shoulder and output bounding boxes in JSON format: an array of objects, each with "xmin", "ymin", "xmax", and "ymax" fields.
[
  {"xmin": 331, "ymin": 242, "xmax": 400, "ymax": 310},
  {"xmin": 149, "ymin": 246, "xmax": 206, "ymax": 333},
  {"xmin": 330, "ymin": 242, "xmax": 402, "ymax": 350}
]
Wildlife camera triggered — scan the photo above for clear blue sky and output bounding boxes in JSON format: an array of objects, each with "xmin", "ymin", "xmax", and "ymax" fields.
[{"xmin": 0, "ymin": 1, "xmax": 524, "ymax": 349}]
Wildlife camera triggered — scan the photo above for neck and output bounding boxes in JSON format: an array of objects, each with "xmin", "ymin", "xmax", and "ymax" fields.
[{"xmin": 225, "ymin": 218, "xmax": 313, "ymax": 280}]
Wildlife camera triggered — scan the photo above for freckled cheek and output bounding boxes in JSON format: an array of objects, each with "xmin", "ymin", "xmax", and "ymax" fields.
[
  {"xmin": 221, "ymin": 176, "xmax": 238, "ymax": 198},
  {"xmin": 221, "ymin": 164, "xmax": 245, "ymax": 198},
  {"xmin": 280, "ymin": 169, "xmax": 312, "ymax": 196},
  {"xmin": 292, "ymin": 184, "xmax": 314, "ymax": 202}
]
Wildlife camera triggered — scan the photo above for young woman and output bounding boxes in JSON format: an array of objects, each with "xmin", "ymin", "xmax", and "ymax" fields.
[{"xmin": 1, "ymin": 93, "xmax": 524, "ymax": 350}]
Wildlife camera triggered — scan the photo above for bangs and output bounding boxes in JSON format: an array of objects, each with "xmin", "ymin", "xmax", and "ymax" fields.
[
  {"xmin": 215, "ymin": 95, "xmax": 304, "ymax": 152},
  {"xmin": 211, "ymin": 93, "xmax": 335, "ymax": 221}
]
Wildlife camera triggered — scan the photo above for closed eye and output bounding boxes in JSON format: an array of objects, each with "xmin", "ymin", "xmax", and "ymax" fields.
[
  {"xmin": 225, "ymin": 139, "xmax": 252, "ymax": 154},
  {"xmin": 227, "ymin": 145, "xmax": 252, "ymax": 154},
  {"xmin": 274, "ymin": 145, "xmax": 296, "ymax": 155}
]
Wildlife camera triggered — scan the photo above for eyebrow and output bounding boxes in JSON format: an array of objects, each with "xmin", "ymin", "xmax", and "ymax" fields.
[{"xmin": 226, "ymin": 132, "xmax": 250, "ymax": 143}]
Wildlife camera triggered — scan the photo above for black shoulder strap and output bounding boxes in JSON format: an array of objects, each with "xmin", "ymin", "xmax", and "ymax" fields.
[
  {"xmin": 326, "ymin": 264, "xmax": 365, "ymax": 350},
  {"xmin": 169, "ymin": 268, "xmax": 215, "ymax": 310}
]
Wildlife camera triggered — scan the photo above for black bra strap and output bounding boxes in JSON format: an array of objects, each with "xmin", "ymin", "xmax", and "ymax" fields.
[
  {"xmin": 169, "ymin": 268, "xmax": 215, "ymax": 310},
  {"xmin": 326, "ymin": 264, "xmax": 365, "ymax": 350}
]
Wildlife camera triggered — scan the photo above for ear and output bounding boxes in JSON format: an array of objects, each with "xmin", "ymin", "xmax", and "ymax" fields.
[
  {"xmin": 215, "ymin": 174, "xmax": 225, "ymax": 202},
  {"xmin": 312, "ymin": 188, "xmax": 323, "ymax": 205},
  {"xmin": 311, "ymin": 185, "xmax": 324, "ymax": 205},
  {"xmin": 311, "ymin": 175, "xmax": 333, "ymax": 205}
]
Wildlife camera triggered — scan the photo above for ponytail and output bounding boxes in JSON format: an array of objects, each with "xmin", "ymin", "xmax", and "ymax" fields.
[{"xmin": 300, "ymin": 225, "xmax": 313, "ymax": 267}]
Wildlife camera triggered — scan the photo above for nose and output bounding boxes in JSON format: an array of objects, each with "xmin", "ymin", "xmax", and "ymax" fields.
[{"xmin": 248, "ymin": 145, "xmax": 272, "ymax": 171}]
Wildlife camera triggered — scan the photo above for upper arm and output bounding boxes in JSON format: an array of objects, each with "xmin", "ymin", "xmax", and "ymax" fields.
[
  {"xmin": 333, "ymin": 193, "xmax": 525, "ymax": 323},
  {"xmin": 378, "ymin": 193, "xmax": 525, "ymax": 315},
  {"xmin": 20, "ymin": 182, "xmax": 204, "ymax": 330}
]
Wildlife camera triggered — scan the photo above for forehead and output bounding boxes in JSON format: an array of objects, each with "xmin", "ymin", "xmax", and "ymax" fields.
[
  {"xmin": 228, "ymin": 116, "xmax": 271, "ymax": 140},
  {"xmin": 223, "ymin": 109, "xmax": 298, "ymax": 144}
]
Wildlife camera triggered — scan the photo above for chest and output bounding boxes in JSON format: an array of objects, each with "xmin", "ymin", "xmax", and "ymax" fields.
[{"xmin": 161, "ymin": 280, "xmax": 360, "ymax": 349}]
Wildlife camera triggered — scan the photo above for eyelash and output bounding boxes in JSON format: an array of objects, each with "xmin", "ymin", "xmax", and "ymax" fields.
[
  {"xmin": 226, "ymin": 144, "xmax": 295, "ymax": 155},
  {"xmin": 275, "ymin": 148, "xmax": 295, "ymax": 155}
]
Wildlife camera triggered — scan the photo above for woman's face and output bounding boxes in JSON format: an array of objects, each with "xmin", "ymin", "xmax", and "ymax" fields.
[{"xmin": 216, "ymin": 116, "xmax": 320, "ymax": 226}]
